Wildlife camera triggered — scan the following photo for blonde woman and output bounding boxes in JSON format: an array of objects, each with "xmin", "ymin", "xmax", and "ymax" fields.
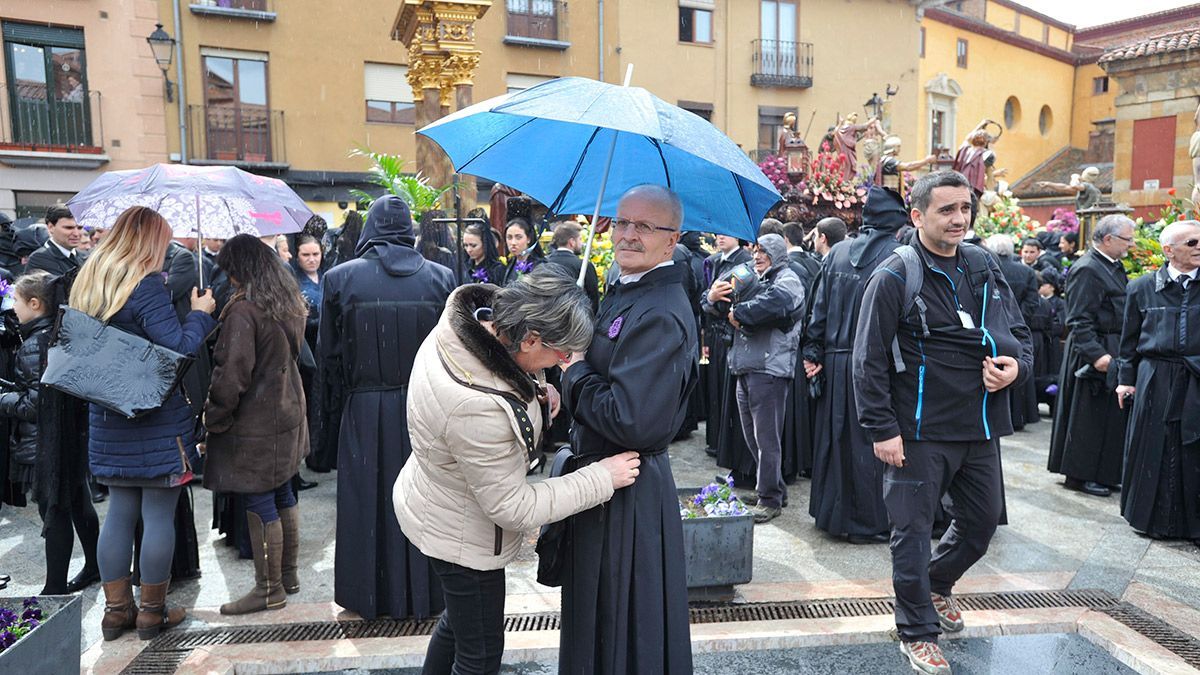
[{"xmin": 71, "ymin": 206, "xmax": 217, "ymax": 641}]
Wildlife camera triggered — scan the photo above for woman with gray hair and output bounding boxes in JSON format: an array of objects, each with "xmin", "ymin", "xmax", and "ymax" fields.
[{"xmin": 394, "ymin": 267, "xmax": 640, "ymax": 674}]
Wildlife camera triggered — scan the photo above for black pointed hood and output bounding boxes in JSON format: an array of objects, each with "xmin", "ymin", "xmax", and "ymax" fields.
[
  {"xmin": 850, "ymin": 186, "xmax": 910, "ymax": 269},
  {"xmin": 356, "ymin": 196, "xmax": 424, "ymax": 276}
]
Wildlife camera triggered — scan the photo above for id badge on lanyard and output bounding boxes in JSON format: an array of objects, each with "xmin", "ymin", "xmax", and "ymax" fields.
[{"xmin": 957, "ymin": 310, "xmax": 975, "ymax": 329}]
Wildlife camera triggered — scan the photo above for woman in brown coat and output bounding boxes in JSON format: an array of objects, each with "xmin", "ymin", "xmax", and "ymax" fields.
[{"xmin": 203, "ymin": 234, "xmax": 309, "ymax": 615}]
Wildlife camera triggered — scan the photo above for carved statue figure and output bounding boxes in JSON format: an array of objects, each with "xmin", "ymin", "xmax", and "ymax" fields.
[
  {"xmin": 1191, "ymin": 102, "xmax": 1200, "ymax": 207},
  {"xmin": 777, "ymin": 111, "xmax": 811, "ymax": 176},
  {"xmin": 1035, "ymin": 166, "xmax": 1103, "ymax": 212},
  {"xmin": 953, "ymin": 119, "xmax": 1007, "ymax": 195},
  {"xmin": 873, "ymin": 135, "xmax": 937, "ymax": 197},
  {"xmin": 832, "ymin": 112, "xmax": 878, "ymax": 181}
]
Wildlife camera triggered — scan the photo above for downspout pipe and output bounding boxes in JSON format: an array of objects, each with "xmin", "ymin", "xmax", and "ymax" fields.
[
  {"xmin": 173, "ymin": 0, "xmax": 189, "ymax": 163},
  {"xmin": 598, "ymin": 0, "xmax": 604, "ymax": 82}
]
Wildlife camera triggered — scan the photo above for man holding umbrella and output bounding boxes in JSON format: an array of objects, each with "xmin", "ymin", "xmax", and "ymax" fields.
[{"xmin": 559, "ymin": 184, "xmax": 696, "ymax": 674}]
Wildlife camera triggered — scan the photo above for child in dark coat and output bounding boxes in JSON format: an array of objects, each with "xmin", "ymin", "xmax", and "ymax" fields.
[{"xmin": 0, "ymin": 272, "xmax": 100, "ymax": 594}]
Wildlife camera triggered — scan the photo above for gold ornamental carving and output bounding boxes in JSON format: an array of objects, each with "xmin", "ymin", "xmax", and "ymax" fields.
[{"xmin": 394, "ymin": 0, "xmax": 490, "ymax": 103}]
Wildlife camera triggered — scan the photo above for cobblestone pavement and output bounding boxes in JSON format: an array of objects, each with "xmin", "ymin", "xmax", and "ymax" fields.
[{"xmin": 2, "ymin": 411, "xmax": 1199, "ymax": 663}]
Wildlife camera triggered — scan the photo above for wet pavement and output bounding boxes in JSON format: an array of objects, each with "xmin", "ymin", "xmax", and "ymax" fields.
[
  {"xmin": 2, "ymin": 409, "xmax": 1199, "ymax": 670},
  {"xmin": 320, "ymin": 634, "xmax": 1134, "ymax": 674}
]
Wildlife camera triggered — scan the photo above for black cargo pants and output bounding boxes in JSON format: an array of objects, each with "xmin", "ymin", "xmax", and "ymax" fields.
[{"xmin": 883, "ymin": 438, "xmax": 1003, "ymax": 643}]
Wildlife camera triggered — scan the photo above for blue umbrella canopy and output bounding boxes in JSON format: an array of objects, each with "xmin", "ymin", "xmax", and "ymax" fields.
[{"xmin": 418, "ymin": 77, "xmax": 781, "ymax": 241}]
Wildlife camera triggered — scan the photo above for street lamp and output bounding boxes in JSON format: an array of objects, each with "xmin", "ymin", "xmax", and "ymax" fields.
[{"xmin": 146, "ymin": 23, "xmax": 176, "ymax": 103}]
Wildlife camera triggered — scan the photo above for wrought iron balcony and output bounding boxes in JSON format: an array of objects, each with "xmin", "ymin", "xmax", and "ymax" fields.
[
  {"xmin": 0, "ymin": 82, "xmax": 104, "ymax": 153},
  {"xmin": 504, "ymin": 0, "xmax": 569, "ymax": 49},
  {"xmin": 189, "ymin": 0, "xmax": 276, "ymax": 21},
  {"xmin": 751, "ymin": 39, "xmax": 813, "ymax": 89},
  {"xmin": 188, "ymin": 104, "xmax": 286, "ymax": 167}
]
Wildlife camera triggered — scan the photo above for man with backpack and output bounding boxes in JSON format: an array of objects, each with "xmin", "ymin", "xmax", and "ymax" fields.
[
  {"xmin": 853, "ymin": 170, "xmax": 1033, "ymax": 675},
  {"xmin": 704, "ymin": 233, "xmax": 804, "ymax": 523}
]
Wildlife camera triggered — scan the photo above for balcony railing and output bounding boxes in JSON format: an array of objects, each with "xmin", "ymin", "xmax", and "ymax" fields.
[
  {"xmin": 751, "ymin": 39, "xmax": 813, "ymax": 89},
  {"xmin": 0, "ymin": 82, "xmax": 104, "ymax": 153},
  {"xmin": 189, "ymin": 0, "xmax": 276, "ymax": 21},
  {"xmin": 504, "ymin": 0, "xmax": 569, "ymax": 48},
  {"xmin": 188, "ymin": 104, "xmax": 286, "ymax": 167}
]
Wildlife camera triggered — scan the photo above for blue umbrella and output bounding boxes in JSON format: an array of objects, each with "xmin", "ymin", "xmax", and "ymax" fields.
[{"xmin": 418, "ymin": 75, "xmax": 781, "ymax": 248}]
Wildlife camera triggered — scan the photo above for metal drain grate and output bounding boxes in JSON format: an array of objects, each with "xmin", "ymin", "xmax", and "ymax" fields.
[
  {"xmin": 1101, "ymin": 602, "xmax": 1200, "ymax": 669},
  {"xmin": 116, "ymin": 589, "xmax": 1140, "ymax": 674}
]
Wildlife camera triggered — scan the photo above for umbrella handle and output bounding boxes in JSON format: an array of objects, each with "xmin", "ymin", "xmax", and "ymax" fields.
[{"xmin": 196, "ymin": 193, "xmax": 206, "ymax": 291}]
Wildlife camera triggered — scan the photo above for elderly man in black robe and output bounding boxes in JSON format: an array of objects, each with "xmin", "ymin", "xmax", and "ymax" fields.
[
  {"xmin": 802, "ymin": 186, "xmax": 907, "ymax": 544},
  {"xmin": 1117, "ymin": 220, "xmax": 1200, "ymax": 541},
  {"xmin": 984, "ymin": 234, "xmax": 1042, "ymax": 430},
  {"xmin": 1048, "ymin": 215, "xmax": 1135, "ymax": 497},
  {"xmin": 559, "ymin": 184, "xmax": 696, "ymax": 674},
  {"xmin": 318, "ymin": 196, "xmax": 455, "ymax": 619}
]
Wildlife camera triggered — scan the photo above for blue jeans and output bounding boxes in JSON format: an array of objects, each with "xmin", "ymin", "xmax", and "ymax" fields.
[{"xmin": 244, "ymin": 482, "xmax": 296, "ymax": 524}]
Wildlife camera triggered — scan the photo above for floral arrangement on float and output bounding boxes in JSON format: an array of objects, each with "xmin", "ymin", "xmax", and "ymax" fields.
[
  {"xmin": 974, "ymin": 189, "xmax": 1041, "ymax": 240},
  {"xmin": 1044, "ymin": 207, "xmax": 1079, "ymax": 235},
  {"xmin": 757, "ymin": 144, "xmax": 867, "ymax": 228}
]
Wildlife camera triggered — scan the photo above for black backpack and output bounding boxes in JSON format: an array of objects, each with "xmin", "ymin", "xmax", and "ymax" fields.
[{"xmin": 889, "ymin": 243, "xmax": 994, "ymax": 373}]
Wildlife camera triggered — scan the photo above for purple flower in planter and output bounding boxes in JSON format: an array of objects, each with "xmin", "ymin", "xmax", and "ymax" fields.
[
  {"xmin": 607, "ymin": 316, "xmax": 624, "ymax": 339},
  {"xmin": 471, "ymin": 267, "xmax": 490, "ymax": 283},
  {"xmin": 0, "ymin": 630, "xmax": 15, "ymax": 649}
]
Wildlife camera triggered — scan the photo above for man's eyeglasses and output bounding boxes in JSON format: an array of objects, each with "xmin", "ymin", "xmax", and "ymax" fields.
[
  {"xmin": 1111, "ymin": 233, "xmax": 1134, "ymax": 243},
  {"xmin": 611, "ymin": 218, "xmax": 678, "ymax": 236},
  {"xmin": 1173, "ymin": 237, "xmax": 1200, "ymax": 248}
]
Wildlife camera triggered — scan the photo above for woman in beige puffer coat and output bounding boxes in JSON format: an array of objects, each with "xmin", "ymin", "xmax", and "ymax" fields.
[{"xmin": 394, "ymin": 269, "xmax": 639, "ymax": 674}]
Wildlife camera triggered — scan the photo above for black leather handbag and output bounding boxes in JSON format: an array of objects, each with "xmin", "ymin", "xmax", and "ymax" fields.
[
  {"xmin": 535, "ymin": 446, "xmax": 577, "ymax": 587},
  {"xmin": 41, "ymin": 306, "xmax": 193, "ymax": 419}
]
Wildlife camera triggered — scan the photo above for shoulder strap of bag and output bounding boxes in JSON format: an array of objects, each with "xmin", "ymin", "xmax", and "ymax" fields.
[
  {"xmin": 890, "ymin": 245, "xmax": 929, "ymax": 374},
  {"xmin": 435, "ymin": 346, "xmax": 537, "ymax": 458}
]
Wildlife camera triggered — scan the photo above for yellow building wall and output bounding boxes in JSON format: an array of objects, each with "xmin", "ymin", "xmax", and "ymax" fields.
[
  {"xmin": 918, "ymin": 17, "xmax": 1075, "ymax": 183},
  {"xmin": 158, "ymin": 0, "xmax": 414, "ymax": 174},
  {"xmin": 1070, "ymin": 62, "xmax": 1115, "ymax": 149},
  {"xmin": 616, "ymin": 0, "xmax": 922, "ymax": 157},
  {"xmin": 984, "ymin": 2, "xmax": 1018, "ymax": 33}
]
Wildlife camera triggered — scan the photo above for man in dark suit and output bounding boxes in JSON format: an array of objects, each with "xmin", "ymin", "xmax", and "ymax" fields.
[
  {"xmin": 543, "ymin": 221, "xmax": 600, "ymax": 314},
  {"xmin": 27, "ymin": 206, "xmax": 86, "ymax": 276}
]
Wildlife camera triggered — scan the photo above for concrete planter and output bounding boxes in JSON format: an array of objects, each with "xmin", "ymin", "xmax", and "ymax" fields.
[
  {"xmin": 678, "ymin": 488, "xmax": 754, "ymax": 601},
  {"xmin": 0, "ymin": 595, "xmax": 81, "ymax": 675}
]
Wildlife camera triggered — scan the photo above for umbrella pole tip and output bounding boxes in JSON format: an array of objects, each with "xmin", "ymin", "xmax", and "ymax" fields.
[{"xmin": 623, "ymin": 64, "xmax": 634, "ymax": 87}]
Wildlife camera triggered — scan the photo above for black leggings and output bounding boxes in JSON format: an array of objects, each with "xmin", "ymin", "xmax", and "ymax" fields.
[{"xmin": 37, "ymin": 481, "xmax": 100, "ymax": 594}]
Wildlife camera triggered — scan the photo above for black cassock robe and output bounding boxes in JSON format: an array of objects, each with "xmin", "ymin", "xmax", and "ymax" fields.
[
  {"xmin": 319, "ymin": 211, "xmax": 454, "ymax": 620},
  {"xmin": 560, "ymin": 263, "xmax": 696, "ymax": 675},
  {"xmin": 1049, "ymin": 250, "xmax": 1129, "ymax": 486},
  {"xmin": 701, "ymin": 247, "xmax": 752, "ymax": 465},
  {"xmin": 1118, "ymin": 266, "xmax": 1200, "ymax": 539},
  {"xmin": 803, "ymin": 229, "xmax": 901, "ymax": 538},
  {"xmin": 996, "ymin": 256, "xmax": 1042, "ymax": 430}
]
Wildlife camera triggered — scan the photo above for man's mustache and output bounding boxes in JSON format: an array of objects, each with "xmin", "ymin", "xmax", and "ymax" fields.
[{"xmin": 616, "ymin": 244, "xmax": 645, "ymax": 252}]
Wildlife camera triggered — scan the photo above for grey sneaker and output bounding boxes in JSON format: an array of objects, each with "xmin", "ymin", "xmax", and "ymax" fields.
[
  {"xmin": 900, "ymin": 640, "xmax": 952, "ymax": 674},
  {"xmin": 931, "ymin": 592, "xmax": 964, "ymax": 632},
  {"xmin": 750, "ymin": 504, "xmax": 781, "ymax": 523}
]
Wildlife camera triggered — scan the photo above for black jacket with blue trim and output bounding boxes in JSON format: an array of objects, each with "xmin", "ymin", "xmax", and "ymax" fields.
[{"xmin": 852, "ymin": 238, "xmax": 1034, "ymax": 443}]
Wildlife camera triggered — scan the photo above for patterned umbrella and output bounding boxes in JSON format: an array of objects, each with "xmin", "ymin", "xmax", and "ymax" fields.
[{"xmin": 67, "ymin": 163, "xmax": 312, "ymax": 239}]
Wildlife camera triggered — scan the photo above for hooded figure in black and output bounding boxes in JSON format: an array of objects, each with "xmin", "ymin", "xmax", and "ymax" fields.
[
  {"xmin": 318, "ymin": 196, "xmax": 455, "ymax": 619},
  {"xmin": 801, "ymin": 186, "xmax": 907, "ymax": 541}
]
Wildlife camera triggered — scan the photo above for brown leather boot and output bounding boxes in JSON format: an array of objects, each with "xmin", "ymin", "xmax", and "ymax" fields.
[
  {"xmin": 220, "ymin": 511, "xmax": 287, "ymax": 615},
  {"xmin": 136, "ymin": 579, "xmax": 186, "ymax": 640},
  {"xmin": 278, "ymin": 506, "xmax": 300, "ymax": 594},
  {"xmin": 101, "ymin": 576, "xmax": 137, "ymax": 641}
]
